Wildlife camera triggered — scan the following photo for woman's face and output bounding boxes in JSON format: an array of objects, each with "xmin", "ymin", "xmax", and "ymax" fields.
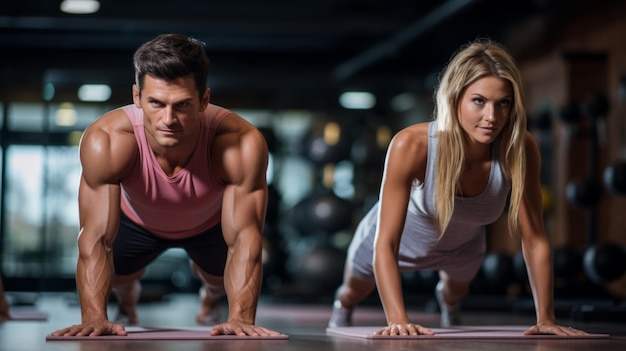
[{"xmin": 458, "ymin": 76, "xmax": 512, "ymax": 145}]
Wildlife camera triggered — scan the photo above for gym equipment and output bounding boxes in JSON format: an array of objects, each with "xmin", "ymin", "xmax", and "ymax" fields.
[
  {"xmin": 565, "ymin": 178, "xmax": 602, "ymax": 208},
  {"xmin": 290, "ymin": 190, "xmax": 353, "ymax": 235},
  {"xmin": 565, "ymin": 95, "xmax": 606, "ymax": 209},
  {"xmin": 1, "ymin": 311, "xmax": 48, "ymax": 322},
  {"xmin": 603, "ymin": 162, "xmax": 626, "ymax": 195},
  {"xmin": 552, "ymin": 247, "xmax": 585, "ymax": 295},
  {"xmin": 481, "ymin": 253, "xmax": 515, "ymax": 292},
  {"xmin": 261, "ymin": 226, "xmax": 290, "ymax": 293},
  {"xmin": 553, "ymin": 247, "xmax": 583, "ymax": 280},
  {"xmin": 295, "ymin": 245, "xmax": 346, "ymax": 294},
  {"xmin": 603, "ymin": 75, "xmax": 626, "ymax": 195},
  {"xmin": 46, "ymin": 326, "xmax": 289, "ymax": 340},
  {"xmin": 351, "ymin": 121, "xmax": 391, "ymax": 167},
  {"xmin": 583, "ymin": 242, "xmax": 626, "ymax": 286},
  {"xmin": 326, "ymin": 325, "xmax": 609, "ymax": 339},
  {"xmin": 305, "ymin": 120, "xmax": 352, "ymax": 165}
]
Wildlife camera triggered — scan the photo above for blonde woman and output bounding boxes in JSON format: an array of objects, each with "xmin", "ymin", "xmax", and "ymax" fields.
[{"xmin": 329, "ymin": 39, "xmax": 586, "ymax": 337}]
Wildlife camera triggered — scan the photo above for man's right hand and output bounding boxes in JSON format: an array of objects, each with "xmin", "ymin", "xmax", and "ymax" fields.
[{"xmin": 50, "ymin": 319, "xmax": 128, "ymax": 337}]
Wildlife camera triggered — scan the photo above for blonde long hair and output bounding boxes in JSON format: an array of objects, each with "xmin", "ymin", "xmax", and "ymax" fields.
[{"xmin": 433, "ymin": 38, "xmax": 527, "ymax": 237}]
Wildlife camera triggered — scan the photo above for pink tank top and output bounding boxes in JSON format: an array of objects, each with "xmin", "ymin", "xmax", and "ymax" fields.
[{"xmin": 120, "ymin": 103, "xmax": 230, "ymax": 238}]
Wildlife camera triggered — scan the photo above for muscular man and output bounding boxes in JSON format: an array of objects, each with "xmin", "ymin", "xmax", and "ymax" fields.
[{"xmin": 52, "ymin": 33, "xmax": 279, "ymax": 337}]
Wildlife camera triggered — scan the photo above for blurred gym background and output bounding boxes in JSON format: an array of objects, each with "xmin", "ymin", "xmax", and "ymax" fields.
[{"xmin": 1, "ymin": 0, "xmax": 625, "ymax": 322}]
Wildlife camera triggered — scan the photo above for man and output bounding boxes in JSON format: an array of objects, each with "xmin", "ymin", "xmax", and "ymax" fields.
[{"xmin": 52, "ymin": 33, "xmax": 279, "ymax": 337}]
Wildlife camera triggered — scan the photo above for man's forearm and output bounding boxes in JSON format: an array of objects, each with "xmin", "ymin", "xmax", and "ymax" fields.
[
  {"xmin": 76, "ymin": 251, "xmax": 115, "ymax": 323},
  {"xmin": 223, "ymin": 246, "xmax": 263, "ymax": 324}
]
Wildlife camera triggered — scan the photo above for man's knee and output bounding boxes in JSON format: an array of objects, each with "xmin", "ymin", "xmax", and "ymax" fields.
[
  {"xmin": 113, "ymin": 269, "xmax": 145, "ymax": 288},
  {"xmin": 190, "ymin": 261, "xmax": 224, "ymax": 288}
]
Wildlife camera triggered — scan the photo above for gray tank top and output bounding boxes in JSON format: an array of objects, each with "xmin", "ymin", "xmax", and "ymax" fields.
[{"xmin": 348, "ymin": 122, "xmax": 511, "ymax": 277}]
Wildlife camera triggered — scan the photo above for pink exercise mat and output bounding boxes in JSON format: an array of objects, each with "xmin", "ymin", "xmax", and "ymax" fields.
[
  {"xmin": 46, "ymin": 326, "xmax": 289, "ymax": 341},
  {"xmin": 326, "ymin": 326, "xmax": 610, "ymax": 339},
  {"xmin": 1, "ymin": 311, "xmax": 48, "ymax": 322}
]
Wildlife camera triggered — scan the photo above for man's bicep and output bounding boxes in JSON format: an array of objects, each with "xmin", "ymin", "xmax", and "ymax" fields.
[
  {"xmin": 220, "ymin": 182, "xmax": 266, "ymax": 247},
  {"xmin": 78, "ymin": 174, "xmax": 121, "ymax": 248}
]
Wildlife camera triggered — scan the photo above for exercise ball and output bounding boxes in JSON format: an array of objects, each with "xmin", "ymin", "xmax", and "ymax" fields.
[
  {"xmin": 261, "ymin": 234, "xmax": 289, "ymax": 292},
  {"xmin": 482, "ymin": 253, "xmax": 515, "ymax": 291},
  {"xmin": 291, "ymin": 191, "xmax": 353, "ymax": 235},
  {"xmin": 553, "ymin": 247, "xmax": 583, "ymax": 280},
  {"xmin": 566, "ymin": 179, "xmax": 602, "ymax": 208},
  {"xmin": 305, "ymin": 121, "xmax": 352, "ymax": 165},
  {"xmin": 351, "ymin": 123, "xmax": 391, "ymax": 167},
  {"xmin": 603, "ymin": 162, "xmax": 626, "ymax": 195},
  {"xmin": 296, "ymin": 245, "xmax": 346, "ymax": 294},
  {"xmin": 583, "ymin": 243, "xmax": 626, "ymax": 285}
]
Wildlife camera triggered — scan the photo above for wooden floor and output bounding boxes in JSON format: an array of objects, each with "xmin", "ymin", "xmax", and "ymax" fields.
[{"xmin": 1, "ymin": 292, "xmax": 625, "ymax": 351}]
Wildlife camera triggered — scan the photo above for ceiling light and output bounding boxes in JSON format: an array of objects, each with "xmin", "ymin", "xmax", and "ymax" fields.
[
  {"xmin": 55, "ymin": 103, "xmax": 77, "ymax": 127},
  {"xmin": 60, "ymin": 0, "xmax": 100, "ymax": 14},
  {"xmin": 338, "ymin": 91, "xmax": 376, "ymax": 110},
  {"xmin": 78, "ymin": 84, "xmax": 111, "ymax": 102}
]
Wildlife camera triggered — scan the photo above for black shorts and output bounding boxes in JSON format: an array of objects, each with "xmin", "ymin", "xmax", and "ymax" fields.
[{"xmin": 113, "ymin": 211, "xmax": 228, "ymax": 277}]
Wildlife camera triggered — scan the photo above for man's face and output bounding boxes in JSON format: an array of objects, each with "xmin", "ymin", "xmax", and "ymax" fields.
[{"xmin": 133, "ymin": 74, "xmax": 209, "ymax": 149}]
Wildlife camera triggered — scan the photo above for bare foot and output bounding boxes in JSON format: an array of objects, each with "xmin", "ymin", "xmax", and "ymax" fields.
[
  {"xmin": 196, "ymin": 287, "xmax": 221, "ymax": 325},
  {"xmin": 113, "ymin": 280, "xmax": 141, "ymax": 325}
]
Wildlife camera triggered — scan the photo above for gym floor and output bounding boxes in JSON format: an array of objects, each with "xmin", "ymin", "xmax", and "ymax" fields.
[{"xmin": 1, "ymin": 292, "xmax": 625, "ymax": 351}]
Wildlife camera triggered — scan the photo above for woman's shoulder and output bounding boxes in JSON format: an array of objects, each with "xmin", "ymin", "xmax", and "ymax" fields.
[
  {"xmin": 388, "ymin": 122, "xmax": 430, "ymax": 162},
  {"xmin": 385, "ymin": 122, "xmax": 430, "ymax": 182},
  {"xmin": 393, "ymin": 122, "xmax": 431, "ymax": 147}
]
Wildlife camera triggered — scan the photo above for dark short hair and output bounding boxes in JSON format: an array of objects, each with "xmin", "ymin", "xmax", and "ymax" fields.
[{"xmin": 133, "ymin": 33, "xmax": 209, "ymax": 99}]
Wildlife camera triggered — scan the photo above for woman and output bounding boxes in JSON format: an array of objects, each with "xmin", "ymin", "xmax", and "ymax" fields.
[{"xmin": 328, "ymin": 38, "xmax": 586, "ymax": 336}]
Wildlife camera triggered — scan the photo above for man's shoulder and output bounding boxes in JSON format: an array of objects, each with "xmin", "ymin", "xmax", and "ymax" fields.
[
  {"xmin": 81, "ymin": 108, "xmax": 137, "ymax": 161},
  {"xmin": 88, "ymin": 106, "xmax": 135, "ymax": 135}
]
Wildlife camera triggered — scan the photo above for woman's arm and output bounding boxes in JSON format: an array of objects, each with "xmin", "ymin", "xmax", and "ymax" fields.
[
  {"xmin": 519, "ymin": 132, "xmax": 586, "ymax": 336},
  {"xmin": 373, "ymin": 124, "xmax": 434, "ymax": 336}
]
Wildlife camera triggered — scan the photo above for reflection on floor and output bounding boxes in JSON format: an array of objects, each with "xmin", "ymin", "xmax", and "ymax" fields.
[{"xmin": 1, "ymin": 292, "xmax": 625, "ymax": 351}]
